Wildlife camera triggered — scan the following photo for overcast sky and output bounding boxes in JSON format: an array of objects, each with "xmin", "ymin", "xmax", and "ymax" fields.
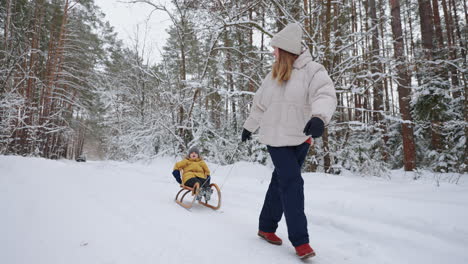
[{"xmin": 94, "ymin": 0, "xmax": 172, "ymax": 64}]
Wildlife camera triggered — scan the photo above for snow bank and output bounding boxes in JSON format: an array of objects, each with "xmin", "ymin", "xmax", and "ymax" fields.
[{"xmin": 1, "ymin": 156, "xmax": 467, "ymax": 264}]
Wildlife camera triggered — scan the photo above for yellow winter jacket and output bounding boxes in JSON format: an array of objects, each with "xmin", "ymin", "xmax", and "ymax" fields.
[{"xmin": 173, "ymin": 158, "xmax": 210, "ymax": 184}]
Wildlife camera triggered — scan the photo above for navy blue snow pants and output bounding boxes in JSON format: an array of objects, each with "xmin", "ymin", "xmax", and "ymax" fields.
[{"xmin": 259, "ymin": 141, "xmax": 310, "ymax": 247}]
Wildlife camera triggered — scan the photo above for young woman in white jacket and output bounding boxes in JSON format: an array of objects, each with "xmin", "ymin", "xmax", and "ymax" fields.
[{"xmin": 242, "ymin": 23, "xmax": 337, "ymax": 259}]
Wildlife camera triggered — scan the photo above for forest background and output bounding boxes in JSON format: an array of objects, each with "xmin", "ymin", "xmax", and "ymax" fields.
[{"xmin": 0, "ymin": 0, "xmax": 467, "ymax": 176}]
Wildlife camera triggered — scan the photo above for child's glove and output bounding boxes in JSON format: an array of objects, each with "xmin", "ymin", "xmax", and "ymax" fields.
[
  {"xmin": 303, "ymin": 117, "xmax": 324, "ymax": 138},
  {"xmin": 172, "ymin": 170, "xmax": 182, "ymax": 184}
]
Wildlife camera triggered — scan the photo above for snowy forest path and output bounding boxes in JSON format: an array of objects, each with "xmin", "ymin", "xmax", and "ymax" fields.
[{"xmin": 1, "ymin": 156, "xmax": 468, "ymax": 264}]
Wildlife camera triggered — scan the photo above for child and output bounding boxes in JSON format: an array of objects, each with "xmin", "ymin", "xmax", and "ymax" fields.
[{"xmin": 172, "ymin": 147, "xmax": 211, "ymax": 188}]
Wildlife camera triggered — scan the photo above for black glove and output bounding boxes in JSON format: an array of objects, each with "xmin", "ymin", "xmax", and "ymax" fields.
[
  {"xmin": 303, "ymin": 117, "xmax": 325, "ymax": 138},
  {"xmin": 172, "ymin": 170, "xmax": 182, "ymax": 184},
  {"xmin": 241, "ymin": 128, "xmax": 252, "ymax": 142}
]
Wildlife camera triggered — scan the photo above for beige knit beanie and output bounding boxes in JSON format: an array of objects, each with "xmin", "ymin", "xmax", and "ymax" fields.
[{"xmin": 270, "ymin": 23, "xmax": 303, "ymax": 55}]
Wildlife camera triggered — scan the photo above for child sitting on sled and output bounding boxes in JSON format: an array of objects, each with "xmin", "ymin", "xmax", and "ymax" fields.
[{"xmin": 172, "ymin": 147, "xmax": 211, "ymax": 188}]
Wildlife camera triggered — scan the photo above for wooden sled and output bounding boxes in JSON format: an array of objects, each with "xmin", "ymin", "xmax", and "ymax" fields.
[{"xmin": 175, "ymin": 182, "xmax": 221, "ymax": 210}]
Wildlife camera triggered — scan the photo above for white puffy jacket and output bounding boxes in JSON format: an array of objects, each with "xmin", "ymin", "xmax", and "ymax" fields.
[{"xmin": 243, "ymin": 49, "xmax": 337, "ymax": 147}]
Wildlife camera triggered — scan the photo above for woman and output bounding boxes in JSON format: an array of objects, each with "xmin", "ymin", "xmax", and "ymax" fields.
[{"xmin": 242, "ymin": 23, "xmax": 337, "ymax": 259}]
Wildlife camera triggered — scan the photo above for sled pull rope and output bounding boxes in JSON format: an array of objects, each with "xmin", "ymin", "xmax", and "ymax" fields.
[
  {"xmin": 219, "ymin": 144, "xmax": 240, "ymax": 190},
  {"xmin": 199, "ymin": 175, "xmax": 211, "ymax": 189},
  {"xmin": 209, "ymin": 143, "xmax": 237, "ymax": 176}
]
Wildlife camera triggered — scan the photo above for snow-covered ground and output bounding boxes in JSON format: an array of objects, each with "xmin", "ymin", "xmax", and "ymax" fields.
[{"xmin": 1, "ymin": 156, "xmax": 467, "ymax": 264}]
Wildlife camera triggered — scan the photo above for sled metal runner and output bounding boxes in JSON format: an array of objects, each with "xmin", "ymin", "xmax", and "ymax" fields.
[{"xmin": 175, "ymin": 182, "xmax": 221, "ymax": 210}]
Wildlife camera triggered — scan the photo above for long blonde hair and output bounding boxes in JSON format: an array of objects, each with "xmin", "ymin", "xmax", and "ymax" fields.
[{"xmin": 272, "ymin": 48, "xmax": 299, "ymax": 84}]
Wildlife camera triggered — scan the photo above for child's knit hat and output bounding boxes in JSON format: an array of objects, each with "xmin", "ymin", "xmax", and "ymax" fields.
[{"xmin": 188, "ymin": 147, "xmax": 200, "ymax": 157}]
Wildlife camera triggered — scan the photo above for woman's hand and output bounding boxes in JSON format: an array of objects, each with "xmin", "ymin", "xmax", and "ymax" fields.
[
  {"xmin": 303, "ymin": 117, "xmax": 324, "ymax": 138},
  {"xmin": 241, "ymin": 128, "xmax": 252, "ymax": 142}
]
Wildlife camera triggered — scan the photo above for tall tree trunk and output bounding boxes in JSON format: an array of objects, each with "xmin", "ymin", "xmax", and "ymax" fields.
[
  {"xmin": 303, "ymin": 0, "xmax": 318, "ymax": 172},
  {"xmin": 464, "ymin": 0, "xmax": 468, "ymax": 24},
  {"xmin": 464, "ymin": 78, "xmax": 468, "ymax": 172},
  {"xmin": 448, "ymin": 0, "xmax": 468, "ymax": 170},
  {"xmin": 417, "ymin": 0, "xmax": 435, "ymax": 57},
  {"xmin": 441, "ymin": 0, "xmax": 460, "ymax": 98},
  {"xmin": 4, "ymin": 0, "xmax": 12, "ymax": 50},
  {"xmin": 323, "ymin": 0, "xmax": 332, "ymax": 56},
  {"xmin": 332, "ymin": 2, "xmax": 344, "ymax": 170},
  {"xmin": 450, "ymin": 0, "xmax": 467, "ymax": 61},
  {"xmin": 351, "ymin": 0, "xmax": 362, "ymax": 123},
  {"xmin": 389, "ymin": 0, "xmax": 417, "ymax": 171},
  {"xmin": 432, "ymin": 0, "xmax": 444, "ymax": 48},
  {"xmin": 417, "ymin": 0, "xmax": 443, "ymax": 154},
  {"xmin": 441, "ymin": 0, "xmax": 454, "ymax": 47},
  {"xmin": 430, "ymin": 0, "xmax": 450, "ymax": 159},
  {"xmin": 457, "ymin": 0, "xmax": 467, "ymax": 154},
  {"xmin": 368, "ymin": 0, "xmax": 384, "ymax": 122},
  {"xmin": 405, "ymin": 0, "xmax": 416, "ymax": 59},
  {"xmin": 303, "ymin": 0, "xmax": 310, "ymax": 33},
  {"xmin": 322, "ymin": 0, "xmax": 333, "ymax": 173},
  {"xmin": 224, "ymin": 30, "xmax": 236, "ymax": 131},
  {"xmin": 177, "ymin": 15, "xmax": 188, "ymax": 148},
  {"xmin": 260, "ymin": 4, "xmax": 265, "ymax": 67},
  {"xmin": 22, "ymin": 0, "xmax": 45, "ymax": 154},
  {"xmin": 42, "ymin": 0, "xmax": 70, "ymax": 157},
  {"xmin": 368, "ymin": 0, "xmax": 387, "ymax": 161},
  {"xmin": 358, "ymin": 0, "xmax": 371, "ymax": 124},
  {"xmin": 431, "ymin": 0, "xmax": 449, "ymax": 86},
  {"xmin": 380, "ymin": 0, "xmax": 391, "ymax": 115}
]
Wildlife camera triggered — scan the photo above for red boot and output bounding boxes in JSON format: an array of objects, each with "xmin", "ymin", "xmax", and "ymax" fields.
[
  {"xmin": 257, "ymin": 231, "xmax": 282, "ymax": 245},
  {"xmin": 295, "ymin": 243, "xmax": 316, "ymax": 259}
]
